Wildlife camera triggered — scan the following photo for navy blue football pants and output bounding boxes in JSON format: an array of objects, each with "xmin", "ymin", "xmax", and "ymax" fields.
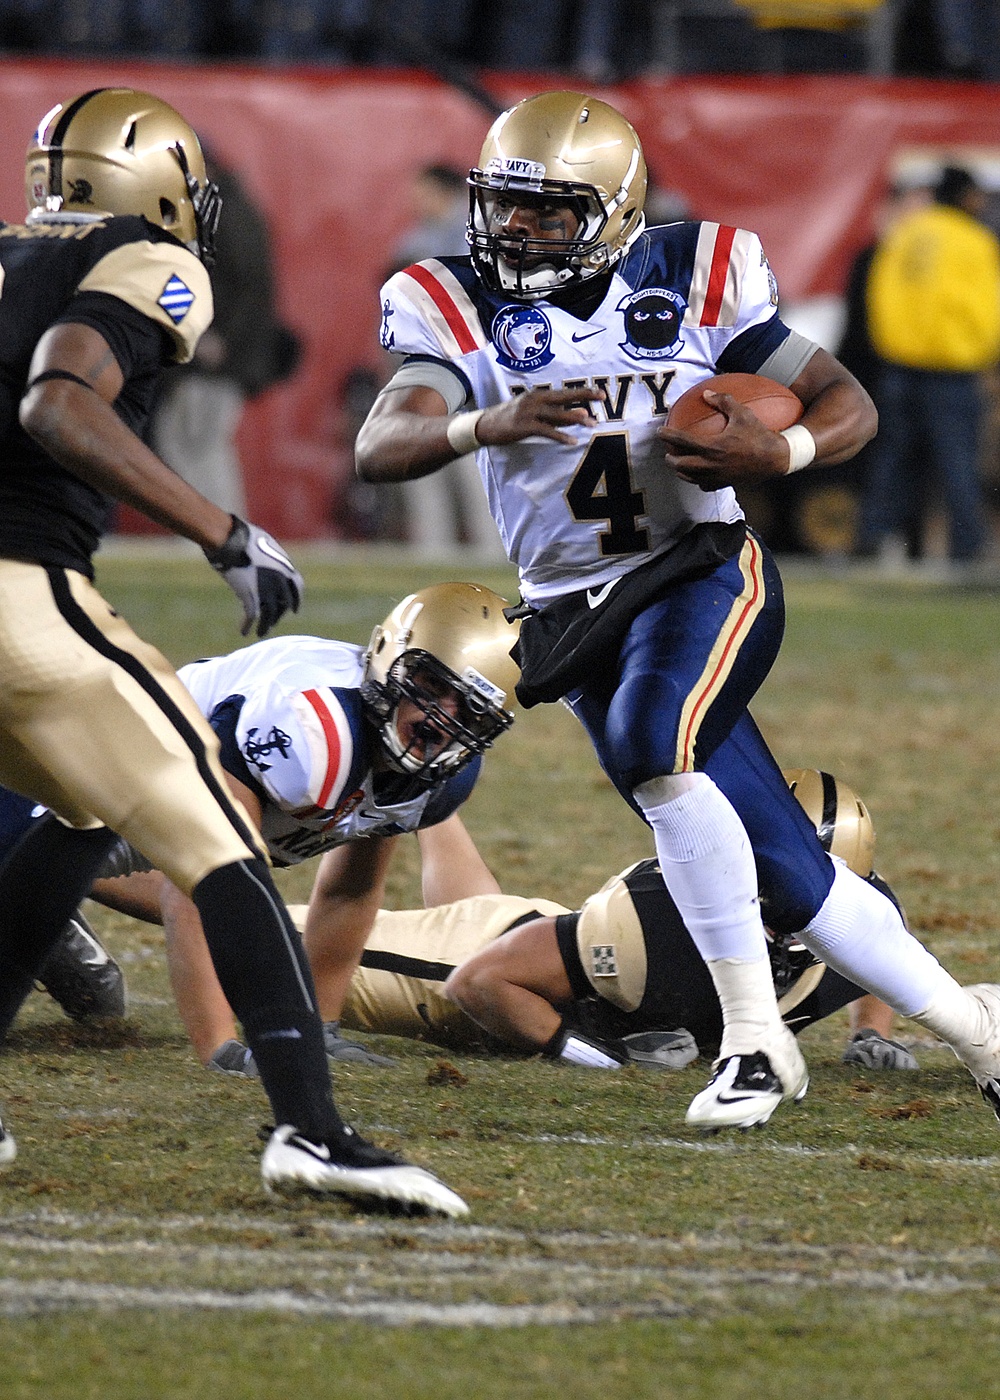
[{"xmin": 568, "ymin": 535, "xmax": 835, "ymax": 935}]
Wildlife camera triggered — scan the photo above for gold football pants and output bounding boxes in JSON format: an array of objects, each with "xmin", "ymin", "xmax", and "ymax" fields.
[{"xmin": 0, "ymin": 562, "xmax": 266, "ymax": 894}]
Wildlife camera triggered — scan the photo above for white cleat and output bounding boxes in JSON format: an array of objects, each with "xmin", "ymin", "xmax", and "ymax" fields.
[
  {"xmin": 0, "ymin": 1113, "xmax": 16, "ymax": 1167},
  {"xmin": 686, "ymin": 1032, "xmax": 808, "ymax": 1131},
  {"xmin": 260, "ymin": 1124, "xmax": 469, "ymax": 1218}
]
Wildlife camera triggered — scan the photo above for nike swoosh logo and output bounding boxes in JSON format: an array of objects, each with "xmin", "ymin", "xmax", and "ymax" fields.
[
  {"xmin": 571, "ymin": 328, "xmax": 604, "ymax": 343},
  {"xmin": 586, "ymin": 579, "xmax": 619, "ymax": 609},
  {"xmin": 715, "ymin": 1091, "xmax": 773, "ymax": 1104},
  {"xmin": 254, "ymin": 535, "xmax": 293, "ymax": 568},
  {"xmin": 289, "ymin": 1135, "xmax": 331, "ymax": 1162}
]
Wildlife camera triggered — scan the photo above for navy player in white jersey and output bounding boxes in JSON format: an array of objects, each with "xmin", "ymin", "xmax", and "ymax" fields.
[
  {"xmin": 355, "ymin": 91, "xmax": 1000, "ymax": 1132},
  {"xmin": 142, "ymin": 583, "xmax": 521, "ymax": 1072}
]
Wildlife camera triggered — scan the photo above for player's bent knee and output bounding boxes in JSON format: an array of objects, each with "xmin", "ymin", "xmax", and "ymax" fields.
[{"xmin": 634, "ymin": 771, "xmax": 706, "ymax": 809}]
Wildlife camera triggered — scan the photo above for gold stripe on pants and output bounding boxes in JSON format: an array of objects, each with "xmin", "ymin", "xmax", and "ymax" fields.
[{"xmin": 0, "ymin": 562, "xmax": 265, "ymax": 893}]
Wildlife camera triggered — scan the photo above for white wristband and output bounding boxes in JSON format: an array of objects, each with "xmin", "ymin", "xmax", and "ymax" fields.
[
  {"xmin": 779, "ymin": 423, "xmax": 817, "ymax": 474},
  {"xmin": 446, "ymin": 409, "xmax": 485, "ymax": 457}
]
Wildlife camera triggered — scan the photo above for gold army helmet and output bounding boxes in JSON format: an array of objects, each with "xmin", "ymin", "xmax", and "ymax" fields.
[
  {"xmin": 25, "ymin": 88, "xmax": 222, "ymax": 264},
  {"xmin": 783, "ymin": 768, "xmax": 876, "ymax": 878},
  {"xmin": 361, "ymin": 583, "xmax": 521, "ymax": 783},
  {"xmin": 468, "ymin": 90, "xmax": 648, "ymax": 298}
]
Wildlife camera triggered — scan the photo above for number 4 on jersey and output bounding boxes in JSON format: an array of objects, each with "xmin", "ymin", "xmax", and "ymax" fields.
[{"xmin": 566, "ymin": 432, "xmax": 649, "ymax": 556}]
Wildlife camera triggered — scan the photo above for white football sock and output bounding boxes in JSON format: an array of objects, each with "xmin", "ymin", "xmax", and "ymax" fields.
[
  {"xmin": 707, "ymin": 953, "xmax": 795, "ymax": 1060},
  {"xmin": 635, "ymin": 772, "xmax": 784, "ymax": 1056},
  {"xmin": 909, "ymin": 984, "xmax": 1000, "ymax": 1083},
  {"xmin": 634, "ymin": 772, "xmax": 770, "ymax": 962},
  {"xmin": 801, "ymin": 861, "xmax": 952, "ymax": 1016}
]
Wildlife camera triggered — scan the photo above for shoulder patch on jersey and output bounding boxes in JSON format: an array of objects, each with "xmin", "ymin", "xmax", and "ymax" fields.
[
  {"xmin": 617, "ymin": 286, "xmax": 686, "ymax": 360},
  {"xmin": 288, "ymin": 687, "xmax": 355, "ymax": 810},
  {"xmin": 75, "ymin": 240, "xmax": 213, "ymax": 363},
  {"xmin": 157, "ymin": 273, "xmax": 195, "ymax": 324},
  {"xmin": 391, "ymin": 258, "xmax": 489, "ymax": 358},
  {"xmin": 685, "ymin": 223, "xmax": 756, "ymax": 329},
  {"xmin": 589, "ymin": 944, "xmax": 619, "ymax": 977},
  {"xmin": 491, "ymin": 303, "xmax": 554, "ymax": 371}
]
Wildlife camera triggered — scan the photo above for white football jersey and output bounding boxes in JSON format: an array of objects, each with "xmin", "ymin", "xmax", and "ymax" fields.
[
  {"xmin": 378, "ymin": 222, "xmax": 810, "ymax": 603},
  {"xmin": 179, "ymin": 636, "xmax": 478, "ymax": 865}
]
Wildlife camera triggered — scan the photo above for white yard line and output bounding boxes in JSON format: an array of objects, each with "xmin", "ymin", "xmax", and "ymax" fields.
[{"xmin": 0, "ymin": 1277, "xmax": 664, "ymax": 1325}]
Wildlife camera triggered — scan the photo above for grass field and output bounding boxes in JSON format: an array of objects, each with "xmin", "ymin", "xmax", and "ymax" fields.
[{"xmin": 4, "ymin": 547, "xmax": 1000, "ymax": 1399}]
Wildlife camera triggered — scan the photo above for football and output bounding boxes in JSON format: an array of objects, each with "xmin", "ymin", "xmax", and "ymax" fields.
[{"xmin": 666, "ymin": 373, "xmax": 803, "ymax": 438}]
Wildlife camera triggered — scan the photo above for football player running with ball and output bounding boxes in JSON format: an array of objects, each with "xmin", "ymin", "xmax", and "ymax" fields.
[
  {"xmin": 0, "ymin": 88, "xmax": 465, "ymax": 1215},
  {"xmin": 356, "ymin": 90, "xmax": 1000, "ymax": 1131}
]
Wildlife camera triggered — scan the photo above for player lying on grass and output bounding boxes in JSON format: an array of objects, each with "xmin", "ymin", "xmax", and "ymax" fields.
[
  {"xmin": 207, "ymin": 770, "xmax": 919, "ymax": 1077},
  {"xmin": 54, "ymin": 769, "xmax": 915, "ymax": 1077}
]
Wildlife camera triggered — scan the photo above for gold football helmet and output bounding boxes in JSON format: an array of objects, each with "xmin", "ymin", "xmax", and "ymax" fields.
[
  {"xmin": 783, "ymin": 768, "xmax": 875, "ymax": 878},
  {"xmin": 25, "ymin": 88, "xmax": 222, "ymax": 264},
  {"xmin": 362, "ymin": 583, "xmax": 521, "ymax": 782},
  {"xmin": 469, "ymin": 90, "xmax": 647, "ymax": 298}
]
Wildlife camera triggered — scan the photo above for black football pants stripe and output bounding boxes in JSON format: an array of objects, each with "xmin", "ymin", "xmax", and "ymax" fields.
[{"xmin": 46, "ymin": 568, "xmax": 260, "ymax": 856}]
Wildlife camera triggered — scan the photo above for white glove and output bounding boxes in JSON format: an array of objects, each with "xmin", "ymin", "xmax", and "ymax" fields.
[{"xmin": 204, "ymin": 516, "xmax": 303, "ymax": 638}]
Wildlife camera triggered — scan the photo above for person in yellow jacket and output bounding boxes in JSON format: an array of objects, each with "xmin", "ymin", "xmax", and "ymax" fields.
[{"xmin": 859, "ymin": 165, "xmax": 1000, "ymax": 564}]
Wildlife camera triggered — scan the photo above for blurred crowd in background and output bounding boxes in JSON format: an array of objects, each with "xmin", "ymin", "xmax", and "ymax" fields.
[
  {"xmin": 5, "ymin": 0, "xmax": 1000, "ymax": 564},
  {"xmin": 0, "ymin": 0, "xmax": 998, "ymax": 81}
]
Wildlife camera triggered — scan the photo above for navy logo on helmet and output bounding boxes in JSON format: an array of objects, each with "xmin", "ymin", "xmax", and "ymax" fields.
[
  {"xmin": 618, "ymin": 288, "xmax": 686, "ymax": 361},
  {"xmin": 491, "ymin": 305, "xmax": 554, "ymax": 372},
  {"xmin": 67, "ymin": 178, "xmax": 94, "ymax": 205}
]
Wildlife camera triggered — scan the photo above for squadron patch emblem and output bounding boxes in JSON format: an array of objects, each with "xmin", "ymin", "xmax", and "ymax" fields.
[
  {"xmin": 589, "ymin": 944, "xmax": 618, "ymax": 978},
  {"xmin": 157, "ymin": 273, "xmax": 195, "ymax": 324},
  {"xmin": 491, "ymin": 304, "xmax": 554, "ymax": 372},
  {"xmin": 617, "ymin": 287, "xmax": 686, "ymax": 361}
]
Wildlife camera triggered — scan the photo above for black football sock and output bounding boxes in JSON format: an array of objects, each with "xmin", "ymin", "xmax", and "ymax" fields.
[
  {"xmin": 193, "ymin": 858, "xmax": 344, "ymax": 1143},
  {"xmin": 0, "ymin": 816, "xmax": 117, "ymax": 1038}
]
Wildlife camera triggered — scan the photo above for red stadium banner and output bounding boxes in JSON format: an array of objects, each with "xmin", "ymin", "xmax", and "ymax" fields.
[{"xmin": 2, "ymin": 61, "xmax": 999, "ymax": 537}]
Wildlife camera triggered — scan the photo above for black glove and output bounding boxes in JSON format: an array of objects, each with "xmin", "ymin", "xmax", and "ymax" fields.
[{"xmin": 203, "ymin": 516, "xmax": 303, "ymax": 638}]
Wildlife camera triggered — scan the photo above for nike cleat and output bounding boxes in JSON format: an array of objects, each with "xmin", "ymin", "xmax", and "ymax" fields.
[
  {"xmin": 37, "ymin": 913, "xmax": 126, "ymax": 1020},
  {"xmin": 686, "ymin": 1047, "xmax": 808, "ymax": 1131},
  {"xmin": 261, "ymin": 1124, "xmax": 469, "ymax": 1218}
]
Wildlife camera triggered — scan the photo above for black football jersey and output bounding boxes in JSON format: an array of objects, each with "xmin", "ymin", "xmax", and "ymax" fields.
[
  {"xmin": 557, "ymin": 857, "xmax": 865, "ymax": 1052},
  {"xmin": 0, "ymin": 214, "xmax": 212, "ymax": 573}
]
